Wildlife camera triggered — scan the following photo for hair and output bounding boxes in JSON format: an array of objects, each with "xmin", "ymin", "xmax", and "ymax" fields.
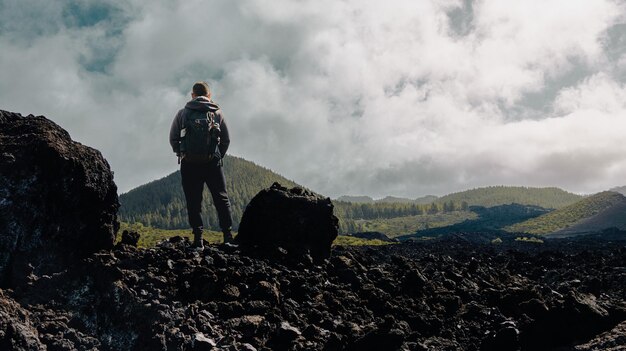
[{"xmin": 192, "ymin": 81, "xmax": 210, "ymax": 96}]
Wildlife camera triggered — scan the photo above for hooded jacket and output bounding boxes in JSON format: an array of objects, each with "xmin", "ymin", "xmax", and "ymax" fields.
[{"xmin": 169, "ymin": 96, "xmax": 230, "ymax": 159}]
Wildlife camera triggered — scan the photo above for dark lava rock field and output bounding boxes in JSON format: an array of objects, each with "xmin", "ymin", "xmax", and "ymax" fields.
[{"xmin": 2, "ymin": 234, "xmax": 625, "ymax": 351}]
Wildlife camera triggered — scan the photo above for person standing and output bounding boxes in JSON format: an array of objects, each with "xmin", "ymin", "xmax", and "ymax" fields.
[{"xmin": 169, "ymin": 81, "xmax": 233, "ymax": 248}]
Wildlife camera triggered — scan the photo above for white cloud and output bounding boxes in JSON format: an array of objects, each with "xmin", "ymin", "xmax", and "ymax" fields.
[
  {"xmin": 1, "ymin": 0, "xmax": 625, "ymax": 198},
  {"xmin": 555, "ymin": 73, "xmax": 626, "ymax": 114}
]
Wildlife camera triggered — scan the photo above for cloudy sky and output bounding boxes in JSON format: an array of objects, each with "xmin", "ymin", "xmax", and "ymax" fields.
[{"xmin": 1, "ymin": 0, "xmax": 625, "ymax": 198}]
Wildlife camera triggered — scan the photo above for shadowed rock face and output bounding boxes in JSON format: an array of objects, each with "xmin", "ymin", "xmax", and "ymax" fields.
[
  {"xmin": 0, "ymin": 110, "xmax": 119, "ymax": 286},
  {"xmin": 237, "ymin": 183, "xmax": 339, "ymax": 260}
]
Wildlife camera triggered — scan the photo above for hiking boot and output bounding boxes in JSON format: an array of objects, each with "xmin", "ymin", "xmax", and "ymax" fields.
[
  {"xmin": 223, "ymin": 229, "xmax": 234, "ymax": 244},
  {"xmin": 192, "ymin": 229, "xmax": 204, "ymax": 249}
]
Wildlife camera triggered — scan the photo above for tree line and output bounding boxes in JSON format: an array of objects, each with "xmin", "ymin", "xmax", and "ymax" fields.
[{"xmin": 333, "ymin": 200, "xmax": 469, "ymax": 220}]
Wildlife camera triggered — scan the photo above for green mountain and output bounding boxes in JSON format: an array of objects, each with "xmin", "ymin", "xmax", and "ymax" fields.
[
  {"xmin": 337, "ymin": 187, "xmax": 580, "ymax": 209},
  {"xmin": 119, "ymin": 156, "xmax": 456, "ymax": 234},
  {"xmin": 119, "ymin": 156, "xmax": 301, "ymax": 231},
  {"xmin": 120, "ymin": 158, "xmax": 590, "ymax": 238},
  {"xmin": 437, "ymin": 186, "xmax": 582, "ymax": 209},
  {"xmin": 505, "ymin": 191, "xmax": 626, "ymax": 235}
]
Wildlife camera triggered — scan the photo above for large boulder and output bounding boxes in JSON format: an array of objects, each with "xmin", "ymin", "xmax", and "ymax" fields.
[
  {"xmin": 0, "ymin": 110, "xmax": 119, "ymax": 286},
  {"xmin": 236, "ymin": 183, "xmax": 338, "ymax": 260}
]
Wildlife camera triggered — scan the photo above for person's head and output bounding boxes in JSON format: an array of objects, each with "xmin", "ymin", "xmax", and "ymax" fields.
[{"xmin": 191, "ymin": 81, "xmax": 210, "ymax": 99}]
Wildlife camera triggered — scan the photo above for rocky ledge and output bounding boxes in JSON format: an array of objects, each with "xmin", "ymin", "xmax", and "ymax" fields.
[{"xmin": 1, "ymin": 235, "xmax": 625, "ymax": 351}]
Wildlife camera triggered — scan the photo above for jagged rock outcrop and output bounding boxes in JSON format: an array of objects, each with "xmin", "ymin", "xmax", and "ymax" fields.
[
  {"xmin": 0, "ymin": 110, "xmax": 119, "ymax": 286},
  {"xmin": 236, "ymin": 183, "xmax": 339, "ymax": 260}
]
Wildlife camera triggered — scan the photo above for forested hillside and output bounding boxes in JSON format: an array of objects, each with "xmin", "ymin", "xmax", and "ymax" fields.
[
  {"xmin": 120, "ymin": 158, "xmax": 588, "ymax": 236},
  {"xmin": 119, "ymin": 156, "xmax": 300, "ymax": 230},
  {"xmin": 505, "ymin": 191, "xmax": 626, "ymax": 235},
  {"xmin": 437, "ymin": 186, "xmax": 582, "ymax": 209},
  {"xmin": 338, "ymin": 186, "xmax": 581, "ymax": 209},
  {"xmin": 119, "ymin": 156, "xmax": 472, "ymax": 233},
  {"xmin": 334, "ymin": 200, "xmax": 471, "ymax": 234}
]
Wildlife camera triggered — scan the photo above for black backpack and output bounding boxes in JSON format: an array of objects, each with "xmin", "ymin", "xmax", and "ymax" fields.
[{"xmin": 180, "ymin": 110, "xmax": 221, "ymax": 163}]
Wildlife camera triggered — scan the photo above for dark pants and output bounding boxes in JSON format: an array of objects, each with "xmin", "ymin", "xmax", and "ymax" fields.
[{"xmin": 181, "ymin": 160, "xmax": 233, "ymax": 232}]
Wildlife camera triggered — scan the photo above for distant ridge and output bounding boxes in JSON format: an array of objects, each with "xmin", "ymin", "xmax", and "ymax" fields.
[
  {"xmin": 337, "ymin": 186, "xmax": 582, "ymax": 209},
  {"xmin": 437, "ymin": 186, "xmax": 582, "ymax": 209},
  {"xmin": 336, "ymin": 195, "xmax": 438, "ymax": 204},
  {"xmin": 377, "ymin": 196, "xmax": 416, "ymax": 204},
  {"xmin": 336, "ymin": 195, "xmax": 375, "ymax": 203},
  {"xmin": 505, "ymin": 191, "xmax": 626, "ymax": 235}
]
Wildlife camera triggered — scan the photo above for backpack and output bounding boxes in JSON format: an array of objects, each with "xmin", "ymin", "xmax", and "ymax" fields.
[{"xmin": 180, "ymin": 110, "xmax": 221, "ymax": 163}]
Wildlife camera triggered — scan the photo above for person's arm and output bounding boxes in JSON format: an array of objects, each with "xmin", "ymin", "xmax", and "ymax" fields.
[
  {"xmin": 218, "ymin": 111, "xmax": 230, "ymax": 157},
  {"xmin": 169, "ymin": 110, "xmax": 184, "ymax": 153}
]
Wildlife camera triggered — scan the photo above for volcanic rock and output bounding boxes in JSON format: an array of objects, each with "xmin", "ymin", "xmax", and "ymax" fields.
[
  {"xmin": 575, "ymin": 321, "xmax": 626, "ymax": 350},
  {"xmin": 120, "ymin": 230, "xmax": 140, "ymax": 247},
  {"xmin": 0, "ymin": 234, "xmax": 623, "ymax": 350},
  {"xmin": 0, "ymin": 290, "xmax": 45, "ymax": 350},
  {"xmin": 192, "ymin": 332, "xmax": 216, "ymax": 351},
  {"xmin": 0, "ymin": 110, "xmax": 119, "ymax": 286},
  {"xmin": 236, "ymin": 182, "xmax": 339, "ymax": 260}
]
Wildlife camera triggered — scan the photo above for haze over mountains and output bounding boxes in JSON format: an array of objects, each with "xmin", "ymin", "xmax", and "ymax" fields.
[{"xmin": 339, "ymin": 186, "xmax": 582, "ymax": 209}]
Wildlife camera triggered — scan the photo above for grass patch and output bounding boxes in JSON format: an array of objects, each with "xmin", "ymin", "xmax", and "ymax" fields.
[
  {"xmin": 348, "ymin": 211, "xmax": 477, "ymax": 238},
  {"xmin": 333, "ymin": 236, "xmax": 394, "ymax": 246},
  {"xmin": 119, "ymin": 222, "xmax": 225, "ymax": 248},
  {"xmin": 120, "ymin": 222, "xmax": 394, "ymax": 248},
  {"xmin": 515, "ymin": 236, "xmax": 544, "ymax": 244}
]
